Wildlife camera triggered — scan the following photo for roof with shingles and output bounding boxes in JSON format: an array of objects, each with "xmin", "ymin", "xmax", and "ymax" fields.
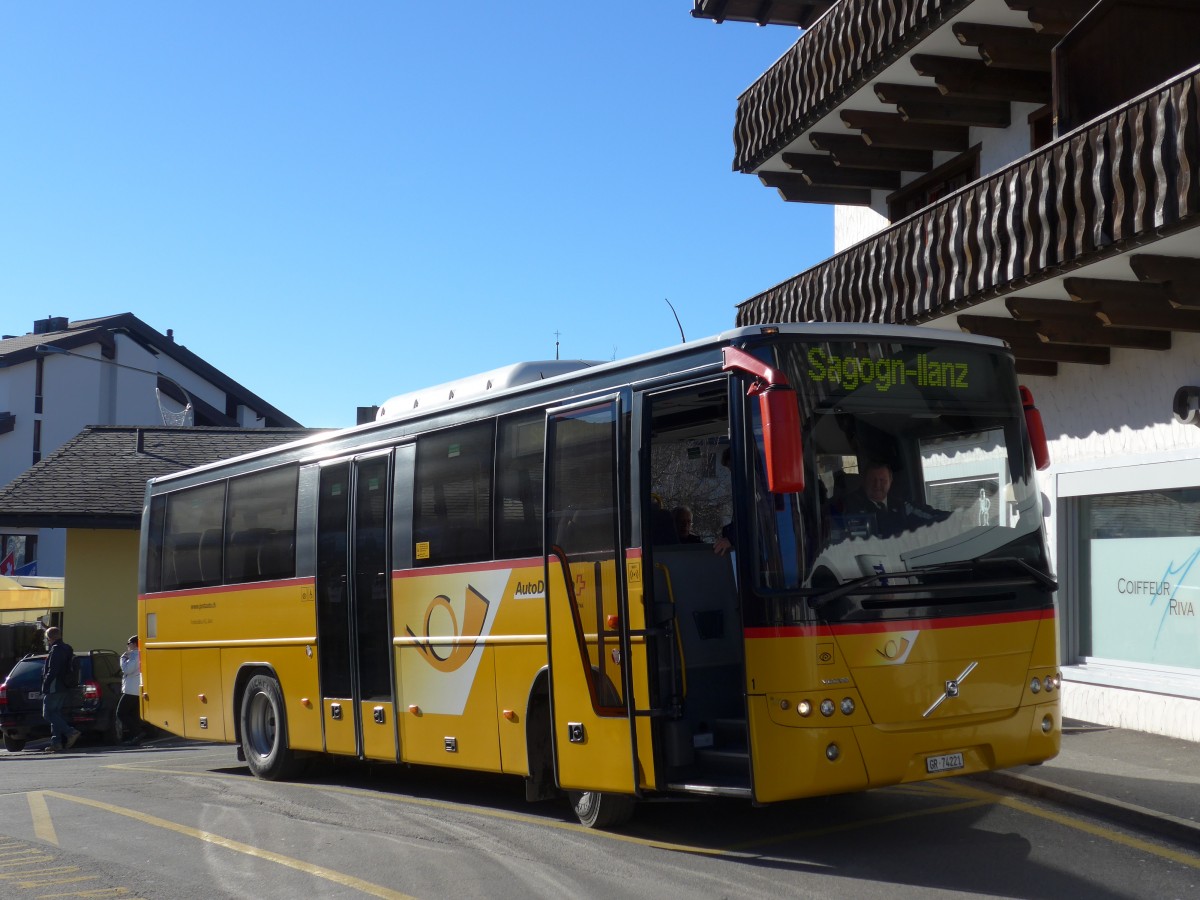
[{"xmin": 0, "ymin": 426, "xmax": 323, "ymax": 529}]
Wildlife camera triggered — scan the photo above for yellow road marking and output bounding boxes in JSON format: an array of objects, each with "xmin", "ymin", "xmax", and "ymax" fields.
[
  {"xmin": 27, "ymin": 792, "xmax": 58, "ymax": 846},
  {"xmin": 38, "ymin": 791, "xmax": 415, "ymax": 900},
  {"xmin": 105, "ymin": 762, "xmax": 750, "ymax": 856},
  {"xmin": 941, "ymin": 780, "xmax": 1200, "ymax": 870}
]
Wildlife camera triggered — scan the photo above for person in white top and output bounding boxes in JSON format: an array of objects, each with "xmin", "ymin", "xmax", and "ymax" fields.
[{"xmin": 118, "ymin": 635, "xmax": 144, "ymax": 744}]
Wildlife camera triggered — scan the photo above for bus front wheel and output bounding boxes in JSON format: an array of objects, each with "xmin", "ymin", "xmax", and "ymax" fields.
[
  {"xmin": 240, "ymin": 674, "xmax": 302, "ymax": 780},
  {"xmin": 569, "ymin": 791, "xmax": 635, "ymax": 829}
]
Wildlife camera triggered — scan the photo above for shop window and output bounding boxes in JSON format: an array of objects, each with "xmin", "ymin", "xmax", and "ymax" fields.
[{"xmin": 1080, "ymin": 488, "xmax": 1200, "ymax": 671}]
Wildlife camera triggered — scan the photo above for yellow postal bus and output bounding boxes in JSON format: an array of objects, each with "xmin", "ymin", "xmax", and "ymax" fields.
[{"xmin": 137, "ymin": 324, "xmax": 1059, "ymax": 827}]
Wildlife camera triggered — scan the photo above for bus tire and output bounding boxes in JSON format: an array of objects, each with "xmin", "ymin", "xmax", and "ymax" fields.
[
  {"xmin": 240, "ymin": 674, "xmax": 303, "ymax": 780},
  {"xmin": 569, "ymin": 790, "xmax": 635, "ymax": 829}
]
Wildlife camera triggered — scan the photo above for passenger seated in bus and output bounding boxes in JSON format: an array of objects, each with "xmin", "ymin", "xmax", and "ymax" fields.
[
  {"xmin": 672, "ymin": 506, "xmax": 705, "ymax": 544},
  {"xmin": 840, "ymin": 460, "xmax": 948, "ymax": 536}
]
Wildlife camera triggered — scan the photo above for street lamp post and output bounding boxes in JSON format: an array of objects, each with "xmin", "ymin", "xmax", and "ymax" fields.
[{"xmin": 34, "ymin": 344, "xmax": 195, "ymax": 427}]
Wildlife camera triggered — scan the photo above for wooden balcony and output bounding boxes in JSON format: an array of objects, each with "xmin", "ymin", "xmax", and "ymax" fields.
[
  {"xmin": 736, "ymin": 66, "xmax": 1200, "ymax": 375},
  {"xmin": 733, "ymin": 0, "xmax": 1092, "ymax": 176}
]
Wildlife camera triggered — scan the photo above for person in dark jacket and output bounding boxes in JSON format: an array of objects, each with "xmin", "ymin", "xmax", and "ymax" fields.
[
  {"xmin": 41, "ymin": 627, "xmax": 80, "ymax": 752},
  {"xmin": 841, "ymin": 460, "xmax": 949, "ymax": 536}
]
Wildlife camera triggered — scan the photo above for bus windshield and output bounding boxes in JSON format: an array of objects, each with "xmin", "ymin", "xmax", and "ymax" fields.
[{"xmin": 747, "ymin": 338, "xmax": 1049, "ymax": 623}]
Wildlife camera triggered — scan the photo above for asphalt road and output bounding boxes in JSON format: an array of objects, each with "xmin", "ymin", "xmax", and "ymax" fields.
[{"xmin": 0, "ymin": 737, "xmax": 1196, "ymax": 899}]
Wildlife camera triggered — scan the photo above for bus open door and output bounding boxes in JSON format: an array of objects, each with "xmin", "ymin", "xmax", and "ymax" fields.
[{"xmin": 544, "ymin": 396, "xmax": 647, "ymax": 827}]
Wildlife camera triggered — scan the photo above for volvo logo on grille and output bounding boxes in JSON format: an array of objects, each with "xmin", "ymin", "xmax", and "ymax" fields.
[{"xmin": 923, "ymin": 661, "xmax": 978, "ymax": 718}]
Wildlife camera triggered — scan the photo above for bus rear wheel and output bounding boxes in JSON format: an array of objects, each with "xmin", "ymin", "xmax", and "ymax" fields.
[
  {"xmin": 240, "ymin": 674, "xmax": 303, "ymax": 780},
  {"xmin": 569, "ymin": 791, "xmax": 636, "ymax": 829}
]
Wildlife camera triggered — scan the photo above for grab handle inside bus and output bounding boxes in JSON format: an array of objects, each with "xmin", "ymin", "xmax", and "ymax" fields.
[{"xmin": 722, "ymin": 346, "xmax": 805, "ymax": 494}]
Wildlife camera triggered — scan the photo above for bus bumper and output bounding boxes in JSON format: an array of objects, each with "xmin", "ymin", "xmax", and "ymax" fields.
[{"xmin": 748, "ymin": 695, "xmax": 1060, "ymax": 804}]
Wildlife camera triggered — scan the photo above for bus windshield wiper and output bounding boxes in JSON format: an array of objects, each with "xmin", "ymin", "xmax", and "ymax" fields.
[
  {"xmin": 910, "ymin": 556, "xmax": 1058, "ymax": 592},
  {"xmin": 807, "ymin": 570, "xmax": 915, "ymax": 612},
  {"xmin": 808, "ymin": 556, "xmax": 1056, "ymax": 614}
]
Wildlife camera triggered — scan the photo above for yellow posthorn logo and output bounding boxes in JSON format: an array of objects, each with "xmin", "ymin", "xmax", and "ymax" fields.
[
  {"xmin": 407, "ymin": 586, "xmax": 490, "ymax": 672},
  {"xmin": 875, "ymin": 631, "xmax": 918, "ymax": 664}
]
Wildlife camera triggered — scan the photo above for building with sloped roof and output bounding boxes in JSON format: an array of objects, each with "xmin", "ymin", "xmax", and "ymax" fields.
[
  {"xmin": 0, "ymin": 313, "xmax": 303, "ymax": 576},
  {"xmin": 0, "ymin": 426, "xmax": 320, "ymax": 657}
]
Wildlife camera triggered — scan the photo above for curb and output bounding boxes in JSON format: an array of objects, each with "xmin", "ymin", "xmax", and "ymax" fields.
[{"xmin": 973, "ymin": 769, "xmax": 1200, "ymax": 847}]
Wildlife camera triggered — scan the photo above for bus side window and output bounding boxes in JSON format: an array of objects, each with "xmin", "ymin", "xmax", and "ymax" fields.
[
  {"xmin": 224, "ymin": 466, "xmax": 299, "ymax": 584},
  {"xmin": 496, "ymin": 411, "xmax": 544, "ymax": 559},
  {"xmin": 414, "ymin": 420, "xmax": 495, "ymax": 567}
]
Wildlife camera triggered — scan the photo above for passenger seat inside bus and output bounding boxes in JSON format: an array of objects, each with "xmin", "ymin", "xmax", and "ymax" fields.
[
  {"xmin": 198, "ymin": 528, "xmax": 223, "ymax": 585},
  {"xmin": 165, "ymin": 532, "xmax": 202, "ymax": 590}
]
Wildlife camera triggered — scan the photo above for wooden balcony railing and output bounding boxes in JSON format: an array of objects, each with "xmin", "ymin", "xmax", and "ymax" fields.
[
  {"xmin": 736, "ymin": 66, "xmax": 1200, "ymax": 327},
  {"xmin": 733, "ymin": 0, "xmax": 972, "ymax": 173}
]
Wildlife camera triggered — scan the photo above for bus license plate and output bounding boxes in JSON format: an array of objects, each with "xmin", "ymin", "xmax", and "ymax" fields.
[{"xmin": 926, "ymin": 752, "xmax": 964, "ymax": 774}]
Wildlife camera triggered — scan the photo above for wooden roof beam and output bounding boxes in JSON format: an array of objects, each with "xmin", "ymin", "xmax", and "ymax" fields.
[
  {"xmin": 781, "ymin": 153, "xmax": 901, "ymax": 190},
  {"xmin": 910, "ymin": 55, "xmax": 1052, "ymax": 104},
  {"xmin": 998, "ymin": 338, "xmax": 1110, "ymax": 365},
  {"xmin": 873, "ymin": 83, "xmax": 1011, "ymax": 128},
  {"xmin": 690, "ymin": 0, "xmax": 833, "ymax": 27},
  {"xmin": 839, "ymin": 110, "xmax": 970, "ymax": 152},
  {"xmin": 957, "ymin": 315, "xmax": 1043, "ymax": 343},
  {"xmin": 1128, "ymin": 255, "xmax": 1200, "ymax": 308},
  {"xmin": 958, "ymin": 309, "xmax": 1111, "ymax": 364},
  {"xmin": 1005, "ymin": 0, "xmax": 1095, "ymax": 36},
  {"xmin": 808, "ymin": 133, "xmax": 933, "ymax": 171},
  {"xmin": 757, "ymin": 171, "xmax": 873, "ymax": 205},
  {"xmin": 1064, "ymin": 277, "xmax": 1200, "ymax": 331},
  {"xmin": 1016, "ymin": 359, "xmax": 1059, "ymax": 376},
  {"xmin": 953, "ymin": 23, "xmax": 1058, "ymax": 72},
  {"xmin": 984, "ymin": 305, "xmax": 1171, "ymax": 350}
]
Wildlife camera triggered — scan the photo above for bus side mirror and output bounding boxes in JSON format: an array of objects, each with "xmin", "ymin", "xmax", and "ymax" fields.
[
  {"xmin": 1020, "ymin": 386, "xmax": 1050, "ymax": 471},
  {"xmin": 756, "ymin": 385, "xmax": 805, "ymax": 494},
  {"xmin": 721, "ymin": 345, "xmax": 805, "ymax": 494}
]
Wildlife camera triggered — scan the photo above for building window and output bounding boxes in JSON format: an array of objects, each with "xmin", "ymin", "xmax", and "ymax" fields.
[
  {"xmin": 1079, "ymin": 487, "xmax": 1200, "ymax": 673},
  {"xmin": 887, "ymin": 146, "xmax": 981, "ymax": 222}
]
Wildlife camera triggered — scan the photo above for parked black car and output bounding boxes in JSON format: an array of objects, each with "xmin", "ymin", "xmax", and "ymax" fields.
[{"xmin": 0, "ymin": 650, "xmax": 124, "ymax": 752}]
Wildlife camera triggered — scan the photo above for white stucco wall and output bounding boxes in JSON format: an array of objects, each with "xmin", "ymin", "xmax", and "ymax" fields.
[{"xmin": 1018, "ymin": 334, "xmax": 1200, "ymax": 740}]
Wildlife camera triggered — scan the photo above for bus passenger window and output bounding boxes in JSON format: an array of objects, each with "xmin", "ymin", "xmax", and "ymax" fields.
[
  {"xmin": 144, "ymin": 496, "xmax": 167, "ymax": 593},
  {"xmin": 495, "ymin": 412, "xmax": 544, "ymax": 559},
  {"xmin": 224, "ymin": 466, "xmax": 299, "ymax": 584},
  {"xmin": 161, "ymin": 481, "xmax": 225, "ymax": 591},
  {"xmin": 414, "ymin": 421, "xmax": 495, "ymax": 567}
]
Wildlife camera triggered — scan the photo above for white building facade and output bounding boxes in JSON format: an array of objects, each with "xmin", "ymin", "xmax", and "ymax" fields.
[{"xmin": 0, "ymin": 314, "xmax": 301, "ymax": 576}]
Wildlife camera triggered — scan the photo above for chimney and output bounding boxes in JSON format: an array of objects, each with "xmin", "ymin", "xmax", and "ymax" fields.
[{"xmin": 33, "ymin": 316, "xmax": 69, "ymax": 335}]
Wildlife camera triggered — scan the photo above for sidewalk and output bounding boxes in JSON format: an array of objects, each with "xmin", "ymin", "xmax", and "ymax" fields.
[{"xmin": 972, "ymin": 719, "xmax": 1200, "ymax": 845}]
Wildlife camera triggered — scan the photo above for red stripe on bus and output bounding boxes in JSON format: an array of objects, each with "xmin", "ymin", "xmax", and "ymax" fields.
[{"xmin": 745, "ymin": 607, "xmax": 1055, "ymax": 639}]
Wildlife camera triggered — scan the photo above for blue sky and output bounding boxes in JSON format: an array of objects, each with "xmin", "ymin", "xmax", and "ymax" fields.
[{"xmin": 1, "ymin": 3, "xmax": 830, "ymax": 429}]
